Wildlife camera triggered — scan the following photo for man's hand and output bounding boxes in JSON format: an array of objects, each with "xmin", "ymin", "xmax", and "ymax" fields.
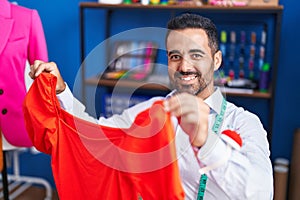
[
  {"xmin": 29, "ymin": 60, "xmax": 66, "ymax": 94},
  {"xmin": 164, "ymin": 93, "xmax": 210, "ymax": 148}
]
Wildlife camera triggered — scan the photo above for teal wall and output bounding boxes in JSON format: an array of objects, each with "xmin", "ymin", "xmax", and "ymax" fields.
[{"xmin": 10, "ymin": 0, "xmax": 300, "ymax": 188}]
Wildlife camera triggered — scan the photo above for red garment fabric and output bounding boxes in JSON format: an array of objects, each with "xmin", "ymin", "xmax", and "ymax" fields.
[{"xmin": 23, "ymin": 73, "xmax": 185, "ymax": 200}]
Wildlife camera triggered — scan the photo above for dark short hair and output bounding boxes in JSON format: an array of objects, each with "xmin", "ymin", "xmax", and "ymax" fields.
[{"xmin": 166, "ymin": 13, "xmax": 219, "ymax": 56}]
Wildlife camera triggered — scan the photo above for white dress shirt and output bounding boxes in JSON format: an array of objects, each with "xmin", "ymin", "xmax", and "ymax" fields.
[{"xmin": 57, "ymin": 85, "xmax": 273, "ymax": 200}]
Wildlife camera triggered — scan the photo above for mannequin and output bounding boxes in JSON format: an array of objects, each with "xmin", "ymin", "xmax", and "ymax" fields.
[
  {"xmin": 0, "ymin": 0, "xmax": 48, "ymax": 150},
  {"xmin": 0, "ymin": 1, "xmax": 48, "ymax": 199}
]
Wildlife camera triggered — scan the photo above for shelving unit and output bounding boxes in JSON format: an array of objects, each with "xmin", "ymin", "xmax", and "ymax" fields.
[
  {"xmin": 79, "ymin": 2, "xmax": 283, "ymax": 143},
  {"xmin": 85, "ymin": 77, "xmax": 272, "ymax": 98}
]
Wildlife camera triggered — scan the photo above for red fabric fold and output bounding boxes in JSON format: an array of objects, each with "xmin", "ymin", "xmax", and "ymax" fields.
[{"xmin": 23, "ymin": 73, "xmax": 185, "ymax": 200}]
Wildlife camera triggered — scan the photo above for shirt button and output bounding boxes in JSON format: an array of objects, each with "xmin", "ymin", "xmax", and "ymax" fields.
[
  {"xmin": 0, "ymin": 89, "xmax": 3, "ymax": 95},
  {"xmin": 2, "ymin": 108, "xmax": 7, "ymax": 115}
]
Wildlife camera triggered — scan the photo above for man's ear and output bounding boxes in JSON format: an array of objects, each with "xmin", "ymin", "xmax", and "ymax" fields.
[{"xmin": 213, "ymin": 50, "xmax": 222, "ymax": 71}]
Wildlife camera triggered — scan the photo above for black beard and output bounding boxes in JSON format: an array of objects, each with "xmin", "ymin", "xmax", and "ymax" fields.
[{"xmin": 172, "ymin": 71, "xmax": 211, "ymax": 95}]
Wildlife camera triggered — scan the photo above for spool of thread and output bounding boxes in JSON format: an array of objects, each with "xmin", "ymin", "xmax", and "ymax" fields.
[
  {"xmin": 150, "ymin": 0, "xmax": 160, "ymax": 4},
  {"xmin": 274, "ymin": 158, "xmax": 289, "ymax": 168},
  {"xmin": 288, "ymin": 128, "xmax": 300, "ymax": 200},
  {"xmin": 141, "ymin": 0, "xmax": 150, "ymax": 4},
  {"xmin": 274, "ymin": 165, "xmax": 289, "ymax": 200},
  {"xmin": 160, "ymin": 0, "xmax": 168, "ymax": 4},
  {"xmin": 220, "ymin": 30, "xmax": 227, "ymax": 57},
  {"xmin": 259, "ymin": 63, "xmax": 270, "ymax": 93}
]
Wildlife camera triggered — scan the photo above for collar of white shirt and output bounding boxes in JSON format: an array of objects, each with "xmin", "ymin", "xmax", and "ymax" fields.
[{"xmin": 204, "ymin": 87, "xmax": 224, "ymax": 115}]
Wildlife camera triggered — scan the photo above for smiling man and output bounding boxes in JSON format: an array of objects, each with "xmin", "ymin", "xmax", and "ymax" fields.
[
  {"xmin": 29, "ymin": 13, "xmax": 273, "ymax": 200},
  {"xmin": 167, "ymin": 29, "xmax": 220, "ymax": 98}
]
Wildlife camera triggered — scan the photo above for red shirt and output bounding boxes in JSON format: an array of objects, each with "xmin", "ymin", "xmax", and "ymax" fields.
[{"xmin": 23, "ymin": 73, "xmax": 185, "ymax": 200}]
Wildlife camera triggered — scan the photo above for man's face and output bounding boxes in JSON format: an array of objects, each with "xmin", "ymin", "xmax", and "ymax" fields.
[{"xmin": 166, "ymin": 28, "xmax": 220, "ymax": 98}]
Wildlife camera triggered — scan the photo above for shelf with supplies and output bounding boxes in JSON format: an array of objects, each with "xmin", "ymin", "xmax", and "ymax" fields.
[
  {"xmin": 80, "ymin": 2, "xmax": 283, "ymax": 97},
  {"xmin": 80, "ymin": 2, "xmax": 281, "ymax": 11},
  {"xmin": 79, "ymin": 2, "xmax": 283, "ymax": 142},
  {"xmin": 84, "ymin": 77, "xmax": 272, "ymax": 98},
  {"xmin": 85, "ymin": 77, "xmax": 170, "ymax": 92}
]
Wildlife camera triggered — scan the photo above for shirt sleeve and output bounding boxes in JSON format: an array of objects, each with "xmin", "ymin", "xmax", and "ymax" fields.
[
  {"xmin": 196, "ymin": 112, "xmax": 273, "ymax": 200},
  {"xmin": 56, "ymin": 84, "xmax": 98, "ymax": 124}
]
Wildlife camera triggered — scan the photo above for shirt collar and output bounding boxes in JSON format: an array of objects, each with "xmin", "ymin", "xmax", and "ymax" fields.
[{"xmin": 204, "ymin": 87, "xmax": 224, "ymax": 115}]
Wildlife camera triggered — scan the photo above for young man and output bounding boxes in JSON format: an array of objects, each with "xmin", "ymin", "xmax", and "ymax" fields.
[{"xmin": 29, "ymin": 13, "xmax": 273, "ymax": 199}]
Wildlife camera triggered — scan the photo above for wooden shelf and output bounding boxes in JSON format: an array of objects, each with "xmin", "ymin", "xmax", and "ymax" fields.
[
  {"xmin": 85, "ymin": 77, "xmax": 271, "ymax": 98},
  {"xmin": 80, "ymin": 2, "xmax": 283, "ymax": 13},
  {"xmin": 221, "ymin": 89, "xmax": 271, "ymax": 98},
  {"xmin": 85, "ymin": 77, "xmax": 170, "ymax": 91}
]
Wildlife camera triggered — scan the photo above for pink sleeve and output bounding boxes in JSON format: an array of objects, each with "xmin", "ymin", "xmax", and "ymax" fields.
[{"xmin": 28, "ymin": 9, "xmax": 48, "ymax": 64}]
